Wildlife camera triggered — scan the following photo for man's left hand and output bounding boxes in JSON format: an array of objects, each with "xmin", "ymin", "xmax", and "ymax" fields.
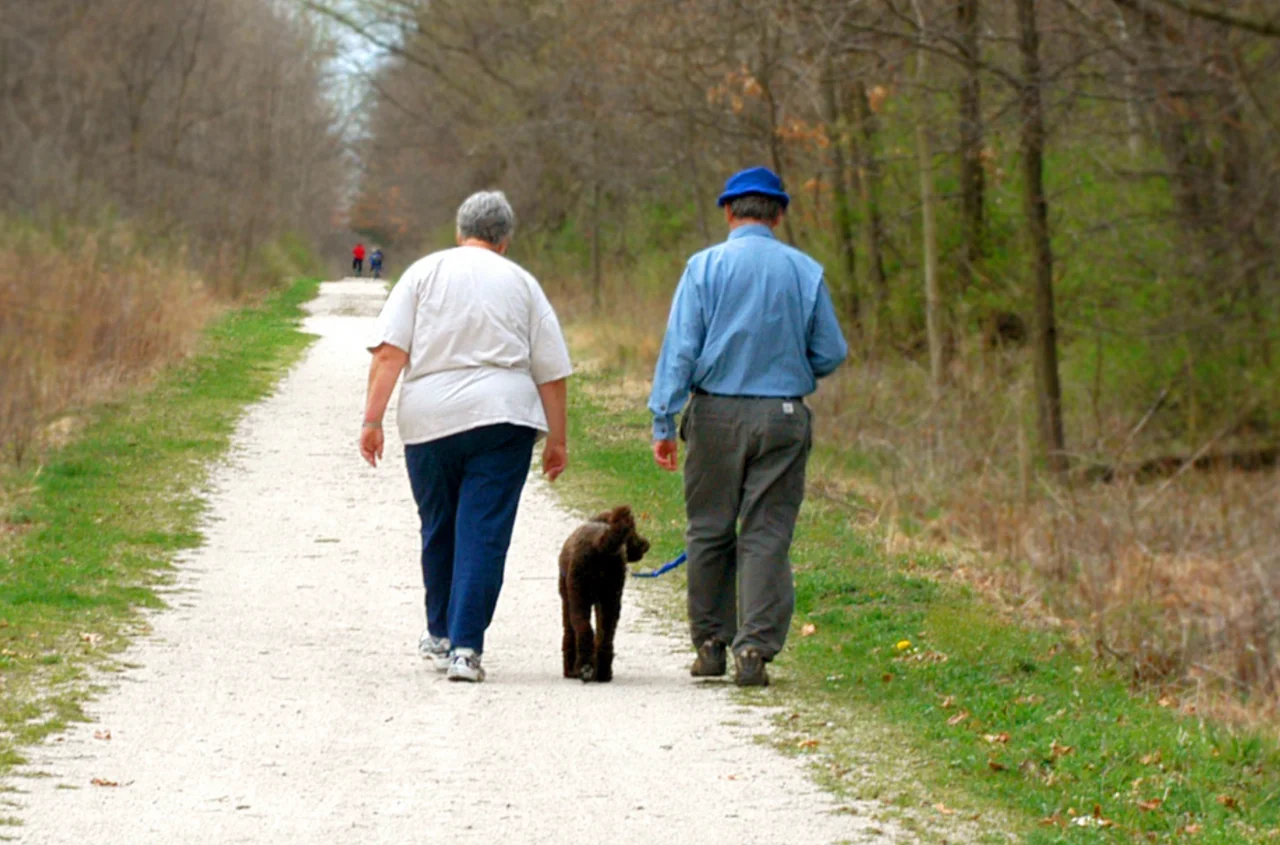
[{"xmin": 653, "ymin": 439, "xmax": 679, "ymax": 472}]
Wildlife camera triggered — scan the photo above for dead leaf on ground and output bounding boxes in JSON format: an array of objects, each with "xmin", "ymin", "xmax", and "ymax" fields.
[
  {"xmin": 947, "ymin": 710, "xmax": 970, "ymax": 726},
  {"xmin": 881, "ymin": 672, "xmax": 893, "ymax": 683},
  {"xmin": 800, "ymin": 623, "xmax": 817, "ymax": 637},
  {"xmin": 1180, "ymin": 823, "xmax": 1203, "ymax": 834},
  {"xmin": 797, "ymin": 738, "xmax": 820, "ymax": 750},
  {"xmin": 1065, "ymin": 805, "xmax": 1117, "ymax": 829},
  {"xmin": 90, "ymin": 778, "xmax": 119, "ymax": 787},
  {"xmin": 984, "ymin": 732, "xmax": 1011, "ymax": 744},
  {"xmin": 1072, "ymin": 815, "xmax": 1115, "ymax": 828},
  {"xmin": 79, "ymin": 632, "xmax": 103, "ymax": 646},
  {"xmin": 1050, "ymin": 740, "xmax": 1073, "ymax": 758},
  {"xmin": 1158, "ymin": 695, "xmax": 1177, "ymax": 708},
  {"xmin": 988, "ymin": 759, "xmax": 1006, "ymax": 772},
  {"xmin": 1141, "ymin": 751, "xmax": 1163, "ymax": 766},
  {"xmin": 941, "ymin": 695, "xmax": 956, "ymax": 709},
  {"xmin": 93, "ymin": 730, "xmax": 111, "ymax": 741},
  {"xmin": 934, "ymin": 802, "xmax": 955, "ymax": 815},
  {"xmin": 1137, "ymin": 798, "xmax": 1163, "ymax": 811},
  {"xmin": 1217, "ymin": 794, "xmax": 1239, "ymax": 810}
]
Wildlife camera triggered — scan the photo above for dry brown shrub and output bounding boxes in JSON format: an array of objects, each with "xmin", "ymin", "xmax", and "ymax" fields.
[
  {"xmin": 808, "ymin": 351, "xmax": 1280, "ymax": 717},
  {"xmin": 0, "ymin": 222, "xmax": 215, "ymax": 463}
]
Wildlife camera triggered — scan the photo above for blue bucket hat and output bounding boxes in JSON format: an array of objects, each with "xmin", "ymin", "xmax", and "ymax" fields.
[{"xmin": 717, "ymin": 166, "xmax": 790, "ymax": 209}]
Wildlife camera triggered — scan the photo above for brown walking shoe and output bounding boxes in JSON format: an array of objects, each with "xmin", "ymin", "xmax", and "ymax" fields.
[
  {"xmin": 690, "ymin": 639, "xmax": 727, "ymax": 677},
  {"xmin": 733, "ymin": 646, "xmax": 768, "ymax": 687}
]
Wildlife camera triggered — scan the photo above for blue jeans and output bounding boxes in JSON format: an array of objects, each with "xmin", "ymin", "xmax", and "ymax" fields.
[{"xmin": 404, "ymin": 424, "xmax": 536, "ymax": 653}]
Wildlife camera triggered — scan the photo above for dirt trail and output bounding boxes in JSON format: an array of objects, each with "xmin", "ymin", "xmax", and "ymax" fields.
[{"xmin": 10, "ymin": 280, "xmax": 900, "ymax": 844}]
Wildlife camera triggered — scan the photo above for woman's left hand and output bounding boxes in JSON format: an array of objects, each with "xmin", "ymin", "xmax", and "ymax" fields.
[
  {"xmin": 542, "ymin": 438, "xmax": 567, "ymax": 482},
  {"xmin": 360, "ymin": 425, "xmax": 385, "ymax": 467}
]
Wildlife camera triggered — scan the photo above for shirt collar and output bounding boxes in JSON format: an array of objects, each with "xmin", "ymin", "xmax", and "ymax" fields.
[{"xmin": 727, "ymin": 223, "xmax": 777, "ymax": 241}]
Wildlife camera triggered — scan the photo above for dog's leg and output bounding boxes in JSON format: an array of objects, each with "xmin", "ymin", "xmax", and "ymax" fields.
[
  {"xmin": 594, "ymin": 589, "xmax": 622, "ymax": 683},
  {"xmin": 573, "ymin": 615, "xmax": 596, "ymax": 682},
  {"xmin": 569, "ymin": 590, "xmax": 596, "ymax": 682},
  {"xmin": 560, "ymin": 573, "xmax": 576, "ymax": 679}
]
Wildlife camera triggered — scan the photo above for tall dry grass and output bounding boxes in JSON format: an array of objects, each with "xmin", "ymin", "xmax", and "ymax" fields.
[
  {"xmin": 559, "ymin": 284, "xmax": 1280, "ymax": 717},
  {"xmin": 0, "ymin": 222, "xmax": 214, "ymax": 463},
  {"xmin": 810, "ymin": 356, "xmax": 1280, "ymax": 716}
]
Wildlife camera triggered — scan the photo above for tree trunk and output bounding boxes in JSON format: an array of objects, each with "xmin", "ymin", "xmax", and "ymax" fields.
[
  {"xmin": 822, "ymin": 55, "xmax": 859, "ymax": 327},
  {"xmin": 849, "ymin": 80, "xmax": 887, "ymax": 333},
  {"xmin": 757, "ymin": 19, "xmax": 797, "ymax": 246},
  {"xmin": 913, "ymin": 1, "xmax": 944, "ymax": 396},
  {"xmin": 1016, "ymin": 0, "xmax": 1067, "ymax": 474},
  {"xmin": 591, "ymin": 177, "xmax": 603, "ymax": 312},
  {"xmin": 957, "ymin": 0, "xmax": 985, "ymax": 290},
  {"xmin": 681, "ymin": 71, "xmax": 711, "ymax": 244},
  {"xmin": 1114, "ymin": 9, "xmax": 1143, "ymax": 158}
]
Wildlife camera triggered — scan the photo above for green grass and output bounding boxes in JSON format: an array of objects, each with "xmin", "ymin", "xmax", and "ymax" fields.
[
  {"xmin": 0, "ymin": 278, "xmax": 318, "ymax": 769},
  {"xmin": 557, "ymin": 359, "xmax": 1280, "ymax": 844}
]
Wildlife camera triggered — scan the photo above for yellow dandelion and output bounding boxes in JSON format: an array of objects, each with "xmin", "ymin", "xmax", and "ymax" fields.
[{"xmin": 896, "ymin": 640, "xmax": 912, "ymax": 651}]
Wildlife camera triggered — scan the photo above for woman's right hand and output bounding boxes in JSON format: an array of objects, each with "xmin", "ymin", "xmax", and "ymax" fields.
[{"xmin": 542, "ymin": 438, "xmax": 567, "ymax": 482}]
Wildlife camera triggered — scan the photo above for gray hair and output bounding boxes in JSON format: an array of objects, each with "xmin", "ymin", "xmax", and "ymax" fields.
[
  {"xmin": 456, "ymin": 190, "xmax": 515, "ymax": 245},
  {"xmin": 727, "ymin": 194, "xmax": 784, "ymax": 223}
]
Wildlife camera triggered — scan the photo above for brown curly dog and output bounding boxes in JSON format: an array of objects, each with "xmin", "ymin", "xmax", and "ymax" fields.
[{"xmin": 558, "ymin": 505, "xmax": 650, "ymax": 682}]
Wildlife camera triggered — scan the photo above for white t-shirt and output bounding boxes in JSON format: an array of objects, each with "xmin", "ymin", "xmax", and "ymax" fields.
[{"xmin": 367, "ymin": 246, "xmax": 573, "ymax": 446}]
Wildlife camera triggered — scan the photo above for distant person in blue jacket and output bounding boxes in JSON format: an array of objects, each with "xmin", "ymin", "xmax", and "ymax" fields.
[
  {"xmin": 647, "ymin": 166, "xmax": 849, "ymax": 687},
  {"xmin": 370, "ymin": 247, "xmax": 384, "ymax": 279}
]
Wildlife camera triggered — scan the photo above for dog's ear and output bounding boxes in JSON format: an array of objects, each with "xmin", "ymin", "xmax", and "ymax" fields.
[{"xmin": 625, "ymin": 532, "xmax": 650, "ymax": 563}]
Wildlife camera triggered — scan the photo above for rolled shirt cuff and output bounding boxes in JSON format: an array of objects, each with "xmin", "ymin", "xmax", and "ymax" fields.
[{"xmin": 652, "ymin": 415, "xmax": 676, "ymax": 441}]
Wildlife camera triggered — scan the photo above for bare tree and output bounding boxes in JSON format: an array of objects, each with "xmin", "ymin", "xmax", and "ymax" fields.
[{"xmin": 1016, "ymin": 0, "xmax": 1067, "ymax": 473}]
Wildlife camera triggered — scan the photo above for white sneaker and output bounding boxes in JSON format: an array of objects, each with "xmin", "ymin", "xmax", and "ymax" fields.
[
  {"xmin": 446, "ymin": 648, "xmax": 485, "ymax": 683},
  {"xmin": 418, "ymin": 631, "xmax": 451, "ymax": 672}
]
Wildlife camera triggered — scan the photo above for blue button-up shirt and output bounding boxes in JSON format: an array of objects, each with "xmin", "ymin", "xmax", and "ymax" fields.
[{"xmin": 648, "ymin": 224, "xmax": 849, "ymax": 440}]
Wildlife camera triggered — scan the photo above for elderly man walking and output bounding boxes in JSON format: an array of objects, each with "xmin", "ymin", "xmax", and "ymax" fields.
[
  {"xmin": 361, "ymin": 191, "xmax": 572, "ymax": 683},
  {"xmin": 649, "ymin": 167, "xmax": 848, "ymax": 687}
]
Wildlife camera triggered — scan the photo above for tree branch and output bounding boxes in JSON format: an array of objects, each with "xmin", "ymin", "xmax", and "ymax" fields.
[{"xmin": 1126, "ymin": 0, "xmax": 1280, "ymax": 38}]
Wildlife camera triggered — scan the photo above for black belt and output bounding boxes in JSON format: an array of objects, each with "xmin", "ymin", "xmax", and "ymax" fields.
[{"xmin": 693, "ymin": 386, "xmax": 802, "ymax": 401}]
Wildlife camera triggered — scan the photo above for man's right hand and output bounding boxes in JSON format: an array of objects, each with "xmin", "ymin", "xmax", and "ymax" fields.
[{"xmin": 653, "ymin": 439, "xmax": 679, "ymax": 472}]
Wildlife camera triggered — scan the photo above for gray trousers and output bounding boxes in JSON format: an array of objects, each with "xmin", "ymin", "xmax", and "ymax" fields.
[{"xmin": 681, "ymin": 394, "xmax": 812, "ymax": 660}]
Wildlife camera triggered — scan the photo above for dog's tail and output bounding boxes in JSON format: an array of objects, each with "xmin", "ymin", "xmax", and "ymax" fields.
[{"xmin": 594, "ymin": 505, "xmax": 635, "ymax": 552}]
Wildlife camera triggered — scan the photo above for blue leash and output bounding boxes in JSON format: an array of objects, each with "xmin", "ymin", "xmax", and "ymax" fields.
[{"xmin": 631, "ymin": 550, "xmax": 687, "ymax": 579}]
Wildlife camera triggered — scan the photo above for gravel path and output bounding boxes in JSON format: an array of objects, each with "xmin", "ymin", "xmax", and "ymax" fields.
[{"xmin": 10, "ymin": 280, "xmax": 900, "ymax": 844}]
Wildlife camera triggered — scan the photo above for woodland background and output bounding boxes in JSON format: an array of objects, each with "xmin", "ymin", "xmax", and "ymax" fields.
[
  {"xmin": 1, "ymin": 0, "xmax": 343, "ymax": 460},
  {"xmin": 6, "ymin": 0, "xmax": 1280, "ymax": 710}
]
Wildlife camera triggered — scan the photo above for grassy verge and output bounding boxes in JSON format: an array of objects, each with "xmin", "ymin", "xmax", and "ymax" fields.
[
  {"xmin": 0, "ymin": 278, "xmax": 319, "ymax": 770},
  {"xmin": 557, "ymin": 357, "xmax": 1280, "ymax": 844}
]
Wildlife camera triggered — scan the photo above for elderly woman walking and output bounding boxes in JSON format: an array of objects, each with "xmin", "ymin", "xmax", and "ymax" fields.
[{"xmin": 359, "ymin": 191, "xmax": 573, "ymax": 683}]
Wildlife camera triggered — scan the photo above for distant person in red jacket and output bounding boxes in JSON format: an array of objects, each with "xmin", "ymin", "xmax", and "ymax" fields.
[{"xmin": 352, "ymin": 243, "xmax": 366, "ymax": 277}]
